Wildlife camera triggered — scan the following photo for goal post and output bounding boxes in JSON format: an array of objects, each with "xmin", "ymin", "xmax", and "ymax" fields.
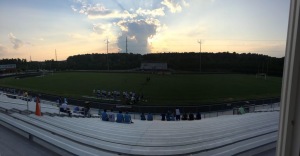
[{"xmin": 256, "ymin": 73, "xmax": 267, "ymax": 80}]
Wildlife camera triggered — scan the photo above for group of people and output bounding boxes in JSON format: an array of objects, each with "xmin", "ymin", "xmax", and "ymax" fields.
[
  {"xmin": 140, "ymin": 113, "xmax": 153, "ymax": 121},
  {"xmin": 160, "ymin": 108, "xmax": 202, "ymax": 121},
  {"xmin": 101, "ymin": 109, "xmax": 133, "ymax": 124},
  {"xmin": 59, "ymin": 100, "xmax": 91, "ymax": 117},
  {"xmin": 93, "ymin": 90, "xmax": 121, "ymax": 99},
  {"xmin": 93, "ymin": 89, "xmax": 144, "ymax": 105}
]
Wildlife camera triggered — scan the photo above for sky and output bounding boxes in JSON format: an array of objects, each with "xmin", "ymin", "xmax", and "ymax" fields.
[{"xmin": 0, "ymin": 0, "xmax": 290, "ymax": 61}]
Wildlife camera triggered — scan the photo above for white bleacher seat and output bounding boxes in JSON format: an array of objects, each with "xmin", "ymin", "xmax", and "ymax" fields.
[
  {"xmin": 0, "ymin": 94, "xmax": 279, "ymax": 155},
  {"xmin": 3, "ymin": 111, "xmax": 279, "ymax": 156},
  {"xmin": 0, "ymin": 113, "xmax": 116, "ymax": 156}
]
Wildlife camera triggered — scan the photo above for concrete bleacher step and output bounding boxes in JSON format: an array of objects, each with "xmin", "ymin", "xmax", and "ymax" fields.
[
  {"xmin": 0, "ymin": 113, "xmax": 117, "ymax": 156},
  {"xmin": 37, "ymin": 114, "xmax": 279, "ymax": 140},
  {"xmin": 11, "ymin": 113, "xmax": 278, "ymax": 147},
  {"xmin": 45, "ymin": 112, "xmax": 279, "ymax": 134},
  {"xmin": 33, "ymin": 112, "xmax": 278, "ymax": 131},
  {"xmin": 9, "ymin": 112, "xmax": 279, "ymax": 156},
  {"xmin": 194, "ymin": 132, "xmax": 277, "ymax": 156}
]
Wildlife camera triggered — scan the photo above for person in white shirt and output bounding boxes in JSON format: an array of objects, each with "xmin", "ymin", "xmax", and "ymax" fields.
[
  {"xmin": 108, "ymin": 109, "xmax": 115, "ymax": 122},
  {"xmin": 60, "ymin": 102, "xmax": 71, "ymax": 117}
]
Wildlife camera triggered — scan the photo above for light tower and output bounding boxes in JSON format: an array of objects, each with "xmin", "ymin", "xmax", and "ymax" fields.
[
  {"xmin": 126, "ymin": 36, "xmax": 128, "ymax": 53},
  {"xmin": 197, "ymin": 40, "xmax": 202, "ymax": 73}
]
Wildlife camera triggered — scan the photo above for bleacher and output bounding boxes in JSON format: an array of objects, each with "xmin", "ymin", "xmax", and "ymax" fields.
[{"xmin": 0, "ymin": 93, "xmax": 279, "ymax": 155}]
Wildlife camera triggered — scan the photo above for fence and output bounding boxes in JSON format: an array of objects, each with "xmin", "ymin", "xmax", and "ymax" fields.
[
  {"xmin": 0, "ymin": 91, "xmax": 280, "ymax": 121},
  {"xmin": 0, "ymin": 86, "xmax": 280, "ymax": 114},
  {"xmin": 123, "ymin": 102, "xmax": 280, "ymax": 120}
]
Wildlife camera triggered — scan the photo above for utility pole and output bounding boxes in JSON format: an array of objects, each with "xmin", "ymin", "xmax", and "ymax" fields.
[
  {"xmin": 106, "ymin": 38, "xmax": 109, "ymax": 70},
  {"xmin": 197, "ymin": 40, "xmax": 202, "ymax": 73},
  {"xmin": 126, "ymin": 36, "xmax": 128, "ymax": 53}
]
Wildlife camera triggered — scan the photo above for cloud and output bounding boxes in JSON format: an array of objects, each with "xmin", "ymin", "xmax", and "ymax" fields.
[
  {"xmin": 71, "ymin": 5, "xmax": 77, "ymax": 12},
  {"xmin": 136, "ymin": 7, "xmax": 165, "ymax": 17},
  {"xmin": 71, "ymin": 0, "xmax": 189, "ymax": 54},
  {"xmin": 92, "ymin": 23, "xmax": 112, "ymax": 35},
  {"xmin": 116, "ymin": 18, "xmax": 161, "ymax": 54},
  {"xmin": 8, "ymin": 33, "xmax": 23, "ymax": 49},
  {"xmin": 182, "ymin": 0, "xmax": 189, "ymax": 7},
  {"xmin": 161, "ymin": 0, "xmax": 182, "ymax": 13},
  {"xmin": 72, "ymin": 1, "xmax": 136, "ymax": 19}
]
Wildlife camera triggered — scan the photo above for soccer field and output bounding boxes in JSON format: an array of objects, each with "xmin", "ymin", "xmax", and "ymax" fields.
[{"xmin": 0, "ymin": 72, "xmax": 282, "ymax": 105}]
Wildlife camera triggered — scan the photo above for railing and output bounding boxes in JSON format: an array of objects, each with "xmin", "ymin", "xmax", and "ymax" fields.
[
  {"xmin": 0, "ymin": 91, "xmax": 280, "ymax": 120},
  {"xmin": 0, "ymin": 92, "xmax": 280, "ymax": 121},
  {"xmin": 126, "ymin": 102, "xmax": 280, "ymax": 120},
  {"xmin": 0, "ymin": 92, "xmax": 60, "ymax": 113}
]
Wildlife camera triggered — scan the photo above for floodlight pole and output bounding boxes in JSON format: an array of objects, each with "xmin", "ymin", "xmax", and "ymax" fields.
[
  {"xmin": 106, "ymin": 38, "xmax": 109, "ymax": 70},
  {"xmin": 126, "ymin": 36, "xmax": 128, "ymax": 53},
  {"xmin": 198, "ymin": 40, "xmax": 202, "ymax": 73}
]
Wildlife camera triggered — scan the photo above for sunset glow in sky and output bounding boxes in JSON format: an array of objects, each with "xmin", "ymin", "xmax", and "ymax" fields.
[{"xmin": 0, "ymin": 0, "xmax": 290, "ymax": 61}]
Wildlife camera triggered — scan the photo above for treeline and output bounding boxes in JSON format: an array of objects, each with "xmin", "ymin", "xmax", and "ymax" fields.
[{"xmin": 0, "ymin": 52, "xmax": 284, "ymax": 76}]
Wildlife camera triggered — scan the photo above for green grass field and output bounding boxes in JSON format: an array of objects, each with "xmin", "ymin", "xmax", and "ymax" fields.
[{"xmin": 0, "ymin": 72, "xmax": 282, "ymax": 105}]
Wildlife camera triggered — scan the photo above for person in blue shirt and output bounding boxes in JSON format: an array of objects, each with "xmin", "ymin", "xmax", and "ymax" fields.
[
  {"xmin": 116, "ymin": 111, "xmax": 124, "ymax": 123},
  {"xmin": 140, "ymin": 112, "xmax": 146, "ymax": 120},
  {"xmin": 102, "ymin": 109, "xmax": 108, "ymax": 121},
  {"xmin": 147, "ymin": 113, "xmax": 153, "ymax": 121},
  {"xmin": 73, "ymin": 106, "xmax": 80, "ymax": 113},
  {"xmin": 124, "ymin": 112, "xmax": 133, "ymax": 123}
]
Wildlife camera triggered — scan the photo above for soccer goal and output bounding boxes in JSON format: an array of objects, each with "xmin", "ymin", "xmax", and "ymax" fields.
[{"xmin": 256, "ymin": 73, "xmax": 267, "ymax": 80}]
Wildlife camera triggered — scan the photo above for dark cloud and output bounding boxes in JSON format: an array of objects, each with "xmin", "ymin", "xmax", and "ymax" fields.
[
  {"xmin": 117, "ymin": 19, "xmax": 158, "ymax": 54},
  {"xmin": 8, "ymin": 33, "xmax": 23, "ymax": 49}
]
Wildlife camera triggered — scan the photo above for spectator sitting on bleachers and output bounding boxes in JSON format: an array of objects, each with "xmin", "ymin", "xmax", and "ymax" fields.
[
  {"xmin": 73, "ymin": 106, "xmax": 80, "ymax": 113},
  {"xmin": 147, "ymin": 113, "xmax": 153, "ymax": 121},
  {"xmin": 116, "ymin": 111, "xmax": 124, "ymax": 123},
  {"xmin": 239, "ymin": 106, "xmax": 245, "ymax": 114},
  {"xmin": 108, "ymin": 109, "xmax": 115, "ymax": 122},
  {"xmin": 188, "ymin": 113, "xmax": 195, "ymax": 120},
  {"xmin": 102, "ymin": 110, "xmax": 109, "ymax": 121},
  {"xmin": 182, "ymin": 112, "xmax": 188, "ymax": 120},
  {"xmin": 84, "ymin": 101, "xmax": 91, "ymax": 117},
  {"xmin": 124, "ymin": 112, "xmax": 133, "ymax": 123},
  {"xmin": 195, "ymin": 112, "xmax": 201, "ymax": 120},
  {"xmin": 166, "ymin": 111, "xmax": 171, "ymax": 121},
  {"xmin": 141, "ymin": 113, "xmax": 146, "ymax": 120},
  {"xmin": 161, "ymin": 113, "xmax": 166, "ymax": 121},
  {"xmin": 170, "ymin": 112, "xmax": 175, "ymax": 121},
  {"xmin": 60, "ymin": 102, "xmax": 72, "ymax": 117}
]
